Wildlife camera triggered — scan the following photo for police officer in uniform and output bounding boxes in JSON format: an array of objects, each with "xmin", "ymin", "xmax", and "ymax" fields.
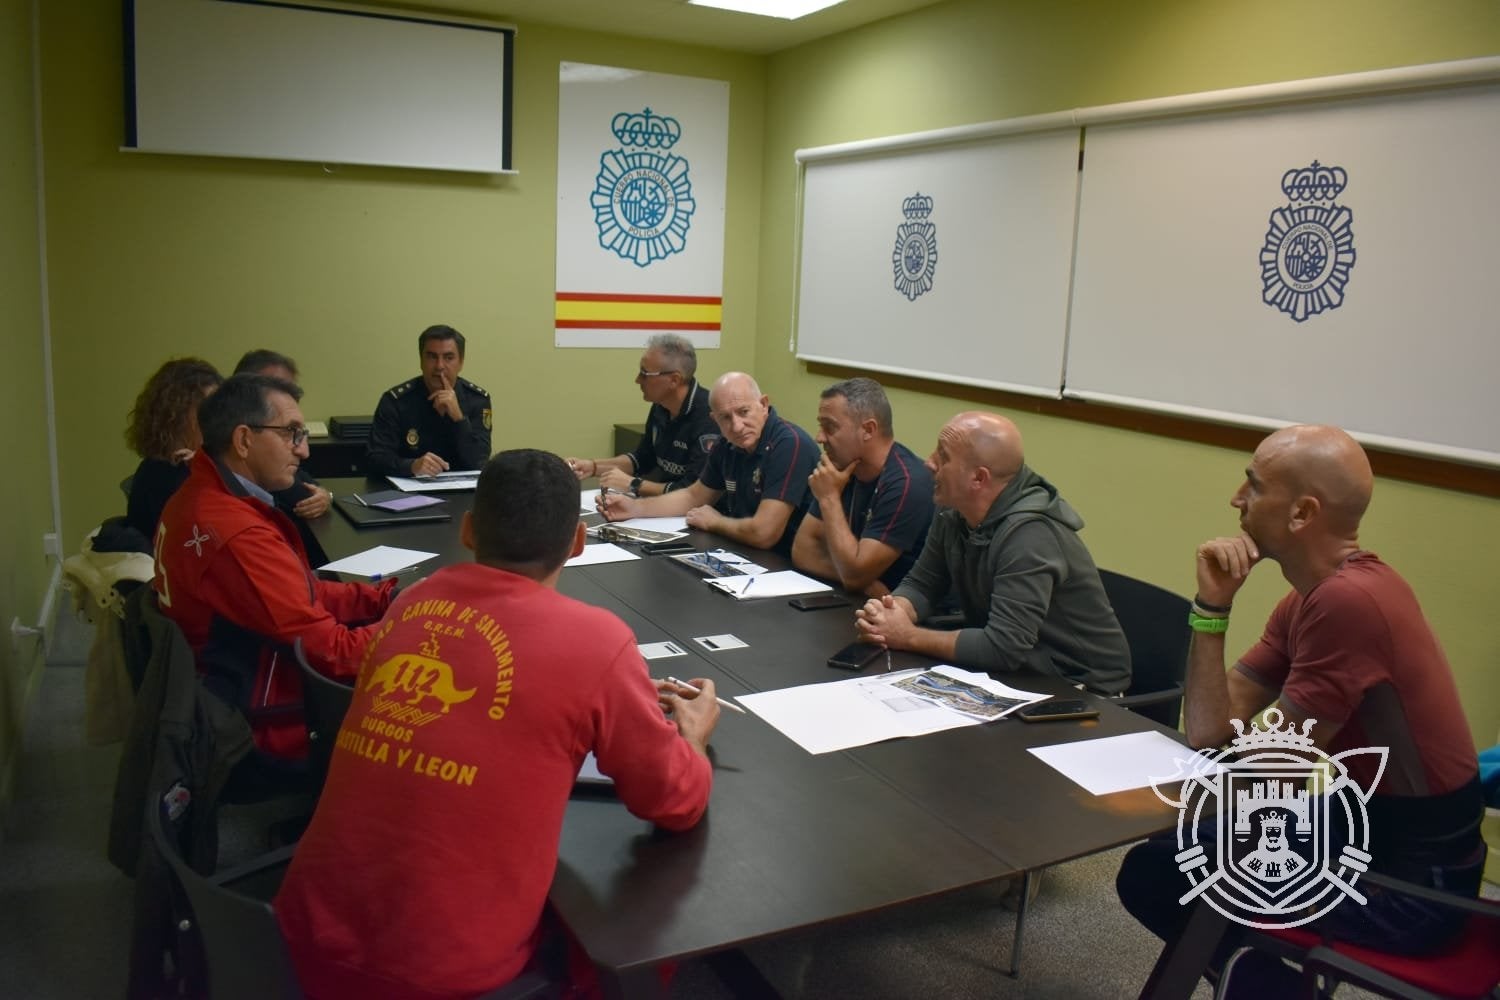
[
  {"xmin": 367, "ymin": 325, "xmax": 492, "ymax": 478},
  {"xmin": 565, "ymin": 333, "xmax": 719, "ymax": 497}
]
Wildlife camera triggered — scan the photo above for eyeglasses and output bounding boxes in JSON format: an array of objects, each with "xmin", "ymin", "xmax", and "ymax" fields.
[
  {"xmin": 637, "ymin": 368, "xmax": 678, "ymax": 379},
  {"xmin": 248, "ymin": 424, "xmax": 310, "ymax": 447}
]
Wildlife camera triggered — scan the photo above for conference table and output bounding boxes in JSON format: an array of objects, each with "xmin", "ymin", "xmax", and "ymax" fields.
[{"xmin": 308, "ymin": 479, "xmax": 1185, "ymax": 999}]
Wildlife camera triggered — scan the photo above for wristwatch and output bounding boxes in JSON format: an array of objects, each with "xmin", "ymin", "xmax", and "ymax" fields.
[{"xmin": 629, "ymin": 477, "xmax": 643, "ymax": 496}]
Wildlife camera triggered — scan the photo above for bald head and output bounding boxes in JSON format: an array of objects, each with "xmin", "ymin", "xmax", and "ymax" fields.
[
  {"xmin": 710, "ymin": 371, "xmax": 762, "ymax": 403},
  {"xmin": 709, "ymin": 372, "xmax": 770, "ymax": 451},
  {"xmin": 949, "ymin": 412, "xmax": 1025, "ymax": 480},
  {"xmin": 1256, "ymin": 424, "xmax": 1372, "ymax": 533},
  {"xmin": 929, "ymin": 412, "xmax": 1027, "ymax": 525}
]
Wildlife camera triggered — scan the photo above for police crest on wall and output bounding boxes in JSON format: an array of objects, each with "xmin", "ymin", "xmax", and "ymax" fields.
[
  {"xmin": 591, "ymin": 108, "xmax": 696, "ymax": 268},
  {"xmin": 892, "ymin": 192, "xmax": 938, "ymax": 301},
  {"xmin": 1259, "ymin": 161, "xmax": 1357, "ymax": 322},
  {"xmin": 555, "ymin": 63, "xmax": 729, "ymax": 348}
]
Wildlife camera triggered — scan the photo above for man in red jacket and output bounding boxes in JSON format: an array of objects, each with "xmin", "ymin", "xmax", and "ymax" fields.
[
  {"xmin": 153, "ymin": 373, "xmax": 394, "ymax": 759},
  {"xmin": 277, "ymin": 449, "xmax": 717, "ymax": 999}
]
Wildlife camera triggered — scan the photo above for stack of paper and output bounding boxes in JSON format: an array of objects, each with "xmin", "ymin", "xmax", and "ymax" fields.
[
  {"xmin": 318, "ymin": 545, "xmax": 438, "ymax": 579},
  {"xmin": 706, "ymin": 570, "xmax": 832, "ymax": 599},
  {"xmin": 738, "ymin": 666, "xmax": 1048, "ymax": 754},
  {"xmin": 1027, "ymin": 731, "xmax": 1219, "ymax": 796},
  {"xmin": 564, "ymin": 543, "xmax": 640, "ymax": 567},
  {"xmin": 386, "ymin": 470, "xmax": 482, "ymax": 492}
]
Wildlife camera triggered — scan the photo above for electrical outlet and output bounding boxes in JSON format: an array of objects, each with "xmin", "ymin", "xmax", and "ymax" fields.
[{"xmin": 42, "ymin": 532, "xmax": 61, "ymax": 559}]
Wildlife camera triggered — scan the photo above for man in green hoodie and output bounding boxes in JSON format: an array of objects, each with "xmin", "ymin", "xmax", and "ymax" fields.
[{"xmin": 856, "ymin": 411, "xmax": 1131, "ymax": 694}]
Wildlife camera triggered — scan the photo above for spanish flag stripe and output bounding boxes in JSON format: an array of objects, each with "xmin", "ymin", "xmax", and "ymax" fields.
[
  {"xmin": 555, "ymin": 320, "xmax": 721, "ymax": 331},
  {"xmin": 556, "ymin": 292, "xmax": 722, "ymax": 306},
  {"xmin": 556, "ymin": 300, "xmax": 721, "ymax": 324}
]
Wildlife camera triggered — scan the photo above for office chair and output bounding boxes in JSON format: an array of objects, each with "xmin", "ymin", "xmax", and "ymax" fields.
[
  {"xmin": 291, "ymin": 638, "xmax": 355, "ymax": 795},
  {"xmin": 149, "ymin": 776, "xmax": 303, "ymax": 1000},
  {"xmin": 1240, "ymin": 869, "xmax": 1500, "ymax": 1000},
  {"xmin": 1098, "ymin": 569, "xmax": 1190, "ymax": 730}
]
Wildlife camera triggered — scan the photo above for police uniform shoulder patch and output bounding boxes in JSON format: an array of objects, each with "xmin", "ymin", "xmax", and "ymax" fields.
[
  {"xmin": 390, "ymin": 377, "xmax": 421, "ymax": 399},
  {"xmin": 482, "ymin": 409, "xmax": 492, "ymax": 430},
  {"xmin": 406, "ymin": 428, "xmax": 420, "ymax": 448},
  {"xmin": 459, "ymin": 378, "xmax": 490, "ymax": 398}
]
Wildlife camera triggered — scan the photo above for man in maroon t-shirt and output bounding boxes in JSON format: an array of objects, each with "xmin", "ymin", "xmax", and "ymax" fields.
[{"xmin": 1116, "ymin": 425, "xmax": 1484, "ymax": 983}]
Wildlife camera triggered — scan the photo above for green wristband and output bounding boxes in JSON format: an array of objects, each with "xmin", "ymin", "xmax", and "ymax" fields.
[{"xmin": 1188, "ymin": 611, "xmax": 1230, "ymax": 634}]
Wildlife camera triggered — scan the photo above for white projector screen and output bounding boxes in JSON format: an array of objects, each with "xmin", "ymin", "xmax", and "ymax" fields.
[
  {"xmin": 796, "ymin": 127, "xmax": 1082, "ymax": 397},
  {"xmin": 1067, "ymin": 83, "xmax": 1500, "ymax": 466},
  {"xmin": 125, "ymin": 0, "xmax": 514, "ymax": 173}
]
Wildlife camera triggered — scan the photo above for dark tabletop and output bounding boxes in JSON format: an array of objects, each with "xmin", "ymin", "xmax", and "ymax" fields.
[{"xmin": 308, "ymin": 477, "xmax": 1179, "ymax": 989}]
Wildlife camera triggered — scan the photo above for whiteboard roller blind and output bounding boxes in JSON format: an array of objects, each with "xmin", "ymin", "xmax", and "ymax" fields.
[
  {"xmin": 796, "ymin": 128, "xmax": 1081, "ymax": 398},
  {"xmin": 1066, "ymin": 83, "xmax": 1500, "ymax": 465},
  {"xmin": 126, "ymin": 0, "xmax": 514, "ymax": 173}
]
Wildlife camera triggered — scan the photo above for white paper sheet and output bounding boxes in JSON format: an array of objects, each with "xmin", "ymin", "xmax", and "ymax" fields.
[
  {"xmin": 738, "ymin": 666, "xmax": 1047, "ymax": 755},
  {"xmin": 638, "ymin": 641, "xmax": 689, "ymax": 660},
  {"xmin": 692, "ymin": 633, "xmax": 749, "ymax": 651},
  {"xmin": 706, "ymin": 570, "xmax": 831, "ymax": 599},
  {"xmin": 579, "ymin": 489, "xmax": 599, "ymax": 513},
  {"xmin": 386, "ymin": 470, "xmax": 481, "ymax": 492},
  {"xmin": 564, "ymin": 543, "xmax": 641, "ymax": 568},
  {"xmin": 1027, "ymin": 730, "xmax": 1219, "ymax": 796},
  {"xmin": 317, "ymin": 545, "xmax": 438, "ymax": 579}
]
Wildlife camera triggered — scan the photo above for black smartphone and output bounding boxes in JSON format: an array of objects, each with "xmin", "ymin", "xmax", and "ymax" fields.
[
  {"xmin": 826, "ymin": 641, "xmax": 883, "ymax": 671},
  {"xmin": 1016, "ymin": 698, "xmax": 1100, "ymax": 723},
  {"xmin": 789, "ymin": 594, "xmax": 850, "ymax": 611},
  {"xmin": 641, "ymin": 539, "xmax": 695, "ymax": 554}
]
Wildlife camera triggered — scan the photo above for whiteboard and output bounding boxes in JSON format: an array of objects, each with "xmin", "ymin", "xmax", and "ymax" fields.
[
  {"xmin": 796, "ymin": 128, "xmax": 1081, "ymax": 397},
  {"xmin": 1066, "ymin": 83, "xmax": 1500, "ymax": 466},
  {"xmin": 126, "ymin": 0, "xmax": 514, "ymax": 173}
]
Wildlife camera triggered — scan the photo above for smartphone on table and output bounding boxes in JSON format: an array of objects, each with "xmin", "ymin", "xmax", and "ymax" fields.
[
  {"xmin": 1016, "ymin": 698, "xmax": 1100, "ymax": 723},
  {"xmin": 826, "ymin": 641, "xmax": 883, "ymax": 671},
  {"xmin": 790, "ymin": 594, "xmax": 850, "ymax": 611}
]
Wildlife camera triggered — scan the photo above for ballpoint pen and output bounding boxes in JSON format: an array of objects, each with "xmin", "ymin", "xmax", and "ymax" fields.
[
  {"xmin": 665, "ymin": 676, "xmax": 747, "ymax": 714},
  {"xmin": 352, "ymin": 493, "xmax": 368, "ymax": 507}
]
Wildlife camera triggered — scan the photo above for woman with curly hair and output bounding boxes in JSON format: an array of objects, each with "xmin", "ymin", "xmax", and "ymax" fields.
[{"xmin": 124, "ymin": 357, "xmax": 223, "ymax": 539}]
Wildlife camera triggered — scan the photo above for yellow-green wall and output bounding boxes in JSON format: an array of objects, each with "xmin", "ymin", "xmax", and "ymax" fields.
[
  {"xmin": 40, "ymin": 2, "xmax": 766, "ymax": 540},
  {"xmin": 2, "ymin": 0, "xmax": 55, "ymax": 810},
  {"xmin": 25, "ymin": 0, "xmax": 1500, "ymax": 754},
  {"xmin": 754, "ymin": 0, "xmax": 1500, "ymax": 746}
]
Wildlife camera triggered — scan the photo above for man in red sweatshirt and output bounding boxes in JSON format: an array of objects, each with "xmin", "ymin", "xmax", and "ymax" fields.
[{"xmin": 276, "ymin": 449, "xmax": 717, "ymax": 999}]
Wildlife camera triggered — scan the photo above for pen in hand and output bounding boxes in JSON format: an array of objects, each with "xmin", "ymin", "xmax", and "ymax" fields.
[{"xmin": 665, "ymin": 676, "xmax": 747, "ymax": 715}]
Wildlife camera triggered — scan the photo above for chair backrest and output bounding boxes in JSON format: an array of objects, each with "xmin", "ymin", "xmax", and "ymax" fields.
[
  {"xmin": 148, "ymin": 781, "xmax": 303, "ymax": 1000},
  {"xmin": 292, "ymin": 638, "xmax": 355, "ymax": 793},
  {"xmin": 1098, "ymin": 569, "xmax": 1191, "ymax": 729}
]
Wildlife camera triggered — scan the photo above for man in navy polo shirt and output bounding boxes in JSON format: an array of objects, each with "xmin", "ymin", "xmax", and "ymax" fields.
[
  {"xmin": 792, "ymin": 378, "xmax": 933, "ymax": 597},
  {"xmin": 599, "ymin": 371, "xmax": 817, "ymax": 554}
]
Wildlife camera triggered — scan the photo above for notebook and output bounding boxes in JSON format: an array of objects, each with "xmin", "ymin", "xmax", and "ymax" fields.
[{"xmin": 334, "ymin": 494, "xmax": 451, "ymax": 528}]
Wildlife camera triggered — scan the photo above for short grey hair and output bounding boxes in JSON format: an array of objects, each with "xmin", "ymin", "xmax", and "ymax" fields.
[
  {"xmin": 646, "ymin": 333, "xmax": 697, "ymax": 380},
  {"xmin": 821, "ymin": 377, "xmax": 892, "ymax": 437}
]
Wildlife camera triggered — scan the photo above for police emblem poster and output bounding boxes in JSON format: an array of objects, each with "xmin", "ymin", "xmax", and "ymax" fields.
[
  {"xmin": 1066, "ymin": 83, "xmax": 1500, "ymax": 466},
  {"xmin": 796, "ymin": 129, "xmax": 1081, "ymax": 398},
  {"xmin": 555, "ymin": 63, "xmax": 729, "ymax": 348}
]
